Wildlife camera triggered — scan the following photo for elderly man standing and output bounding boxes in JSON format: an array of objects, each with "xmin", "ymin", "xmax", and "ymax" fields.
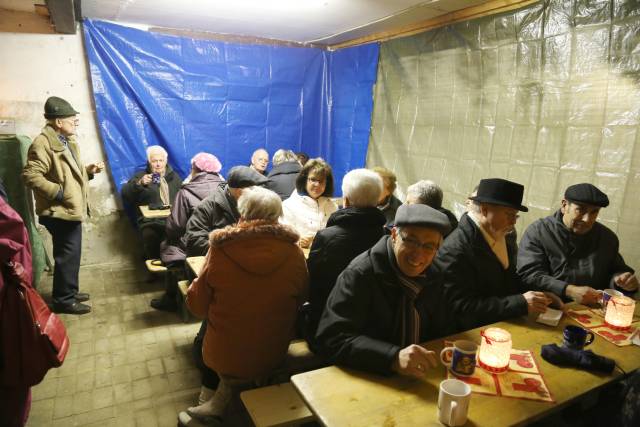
[
  {"xmin": 22, "ymin": 96, "xmax": 105, "ymax": 315},
  {"xmin": 249, "ymin": 148, "xmax": 269, "ymax": 176},
  {"xmin": 183, "ymin": 166, "xmax": 268, "ymax": 257},
  {"xmin": 517, "ymin": 183, "xmax": 637, "ymax": 305},
  {"xmin": 315, "ymin": 204, "xmax": 454, "ymax": 377},
  {"xmin": 433, "ymin": 178, "xmax": 555, "ymax": 331}
]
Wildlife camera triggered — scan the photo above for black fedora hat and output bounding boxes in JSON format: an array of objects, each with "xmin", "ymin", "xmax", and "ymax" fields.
[{"xmin": 470, "ymin": 178, "xmax": 528, "ymax": 212}]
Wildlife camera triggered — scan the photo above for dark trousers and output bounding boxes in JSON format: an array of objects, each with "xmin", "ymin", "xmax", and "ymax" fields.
[
  {"xmin": 39, "ymin": 216, "xmax": 82, "ymax": 307},
  {"xmin": 193, "ymin": 320, "xmax": 220, "ymax": 389},
  {"xmin": 141, "ymin": 223, "xmax": 164, "ymax": 259}
]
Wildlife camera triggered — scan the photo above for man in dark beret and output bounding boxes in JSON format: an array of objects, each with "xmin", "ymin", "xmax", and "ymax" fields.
[
  {"xmin": 183, "ymin": 166, "xmax": 268, "ymax": 256},
  {"xmin": 432, "ymin": 178, "xmax": 558, "ymax": 331},
  {"xmin": 315, "ymin": 204, "xmax": 457, "ymax": 378},
  {"xmin": 517, "ymin": 183, "xmax": 637, "ymax": 305}
]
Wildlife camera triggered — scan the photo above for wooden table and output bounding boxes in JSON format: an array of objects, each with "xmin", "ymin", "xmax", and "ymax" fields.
[
  {"xmin": 139, "ymin": 204, "xmax": 171, "ymax": 219},
  {"xmin": 292, "ymin": 305, "xmax": 640, "ymax": 427},
  {"xmin": 186, "ymin": 256, "xmax": 206, "ymax": 277}
]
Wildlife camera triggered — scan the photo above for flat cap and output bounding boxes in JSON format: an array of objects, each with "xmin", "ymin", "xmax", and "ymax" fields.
[
  {"xmin": 227, "ymin": 166, "xmax": 268, "ymax": 189},
  {"xmin": 394, "ymin": 204, "xmax": 451, "ymax": 235},
  {"xmin": 44, "ymin": 96, "xmax": 79, "ymax": 119},
  {"xmin": 564, "ymin": 183, "xmax": 609, "ymax": 207}
]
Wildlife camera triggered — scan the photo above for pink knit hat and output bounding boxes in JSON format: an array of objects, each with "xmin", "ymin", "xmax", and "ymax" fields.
[{"xmin": 191, "ymin": 152, "xmax": 222, "ymax": 173}]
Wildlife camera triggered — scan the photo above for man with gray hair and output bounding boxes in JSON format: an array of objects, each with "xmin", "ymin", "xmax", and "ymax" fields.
[
  {"xmin": 265, "ymin": 149, "xmax": 301, "ymax": 200},
  {"xmin": 305, "ymin": 168, "xmax": 386, "ymax": 351},
  {"xmin": 406, "ymin": 180, "xmax": 458, "ymax": 235},
  {"xmin": 122, "ymin": 145, "xmax": 182, "ymax": 259},
  {"xmin": 249, "ymin": 148, "xmax": 269, "ymax": 175}
]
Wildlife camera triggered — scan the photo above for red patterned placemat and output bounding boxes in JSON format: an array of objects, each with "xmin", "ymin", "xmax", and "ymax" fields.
[
  {"xmin": 591, "ymin": 323, "xmax": 639, "ymax": 346},
  {"xmin": 566, "ymin": 308, "xmax": 639, "ymax": 346},
  {"xmin": 444, "ymin": 342, "xmax": 554, "ymax": 403}
]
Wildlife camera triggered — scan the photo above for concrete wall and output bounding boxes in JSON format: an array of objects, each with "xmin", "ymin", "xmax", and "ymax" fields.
[{"xmin": 0, "ymin": 11, "xmax": 141, "ymax": 267}]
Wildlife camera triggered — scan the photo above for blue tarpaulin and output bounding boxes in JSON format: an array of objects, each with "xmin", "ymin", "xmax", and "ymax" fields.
[{"xmin": 83, "ymin": 20, "xmax": 379, "ymax": 196}]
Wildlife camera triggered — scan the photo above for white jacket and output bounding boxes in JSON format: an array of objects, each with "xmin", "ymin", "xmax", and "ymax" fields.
[{"xmin": 281, "ymin": 190, "xmax": 338, "ymax": 237}]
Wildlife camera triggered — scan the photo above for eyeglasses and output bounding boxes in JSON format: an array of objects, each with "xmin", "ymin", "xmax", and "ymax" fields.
[
  {"xmin": 307, "ymin": 177, "xmax": 325, "ymax": 184},
  {"xmin": 399, "ymin": 232, "xmax": 438, "ymax": 252},
  {"xmin": 61, "ymin": 118, "xmax": 79, "ymax": 125}
]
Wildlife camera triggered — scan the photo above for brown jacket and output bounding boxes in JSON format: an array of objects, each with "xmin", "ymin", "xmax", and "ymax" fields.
[
  {"xmin": 186, "ymin": 220, "xmax": 308, "ymax": 379},
  {"xmin": 22, "ymin": 125, "xmax": 91, "ymax": 222}
]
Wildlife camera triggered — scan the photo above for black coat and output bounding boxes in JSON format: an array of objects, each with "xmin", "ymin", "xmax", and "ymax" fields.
[
  {"xmin": 183, "ymin": 185, "xmax": 240, "ymax": 256},
  {"xmin": 517, "ymin": 210, "xmax": 634, "ymax": 296},
  {"xmin": 306, "ymin": 207, "xmax": 386, "ymax": 342},
  {"xmin": 432, "ymin": 213, "xmax": 528, "ymax": 331},
  {"xmin": 265, "ymin": 161, "xmax": 301, "ymax": 200},
  {"xmin": 121, "ymin": 165, "xmax": 182, "ymax": 228},
  {"xmin": 379, "ymin": 195, "xmax": 402, "ymax": 227},
  {"xmin": 315, "ymin": 236, "xmax": 456, "ymax": 375}
]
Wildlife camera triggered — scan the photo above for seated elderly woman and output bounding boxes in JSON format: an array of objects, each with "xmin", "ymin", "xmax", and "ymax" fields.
[
  {"xmin": 405, "ymin": 180, "xmax": 458, "ymax": 235},
  {"xmin": 150, "ymin": 152, "xmax": 223, "ymax": 312},
  {"xmin": 306, "ymin": 168, "xmax": 386, "ymax": 349},
  {"xmin": 122, "ymin": 145, "xmax": 182, "ymax": 259},
  {"xmin": 281, "ymin": 158, "xmax": 338, "ymax": 248},
  {"xmin": 182, "ymin": 186, "xmax": 308, "ymax": 423}
]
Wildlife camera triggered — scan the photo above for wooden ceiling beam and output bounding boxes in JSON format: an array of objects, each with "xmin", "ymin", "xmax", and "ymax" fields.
[
  {"xmin": 46, "ymin": 0, "xmax": 76, "ymax": 34},
  {"xmin": 328, "ymin": 0, "xmax": 539, "ymax": 51}
]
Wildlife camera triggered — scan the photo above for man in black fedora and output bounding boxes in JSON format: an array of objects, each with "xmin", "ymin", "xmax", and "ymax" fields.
[
  {"xmin": 517, "ymin": 183, "xmax": 637, "ymax": 305},
  {"xmin": 432, "ymin": 178, "xmax": 559, "ymax": 330}
]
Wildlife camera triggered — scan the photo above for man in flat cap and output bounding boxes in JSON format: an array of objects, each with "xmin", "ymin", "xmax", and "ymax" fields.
[
  {"xmin": 22, "ymin": 96, "xmax": 105, "ymax": 315},
  {"xmin": 432, "ymin": 178, "xmax": 557, "ymax": 331},
  {"xmin": 315, "ymin": 204, "xmax": 456, "ymax": 377},
  {"xmin": 517, "ymin": 183, "xmax": 637, "ymax": 305},
  {"xmin": 183, "ymin": 165, "xmax": 268, "ymax": 257}
]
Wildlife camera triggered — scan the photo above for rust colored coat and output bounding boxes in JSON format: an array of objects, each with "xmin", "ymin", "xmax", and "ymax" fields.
[{"xmin": 186, "ymin": 220, "xmax": 308, "ymax": 379}]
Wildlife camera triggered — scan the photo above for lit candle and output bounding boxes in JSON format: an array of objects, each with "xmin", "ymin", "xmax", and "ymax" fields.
[
  {"xmin": 478, "ymin": 327, "xmax": 512, "ymax": 374},
  {"xmin": 605, "ymin": 296, "xmax": 636, "ymax": 330}
]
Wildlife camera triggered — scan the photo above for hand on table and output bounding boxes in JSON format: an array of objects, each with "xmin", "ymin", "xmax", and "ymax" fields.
[
  {"xmin": 523, "ymin": 291, "xmax": 551, "ymax": 314},
  {"xmin": 614, "ymin": 272, "xmax": 639, "ymax": 292},
  {"xmin": 87, "ymin": 162, "xmax": 105, "ymax": 175},
  {"xmin": 543, "ymin": 292, "xmax": 565, "ymax": 311},
  {"xmin": 138, "ymin": 174, "xmax": 153, "ymax": 186},
  {"xmin": 392, "ymin": 344, "xmax": 438, "ymax": 378},
  {"xmin": 565, "ymin": 285, "xmax": 602, "ymax": 306}
]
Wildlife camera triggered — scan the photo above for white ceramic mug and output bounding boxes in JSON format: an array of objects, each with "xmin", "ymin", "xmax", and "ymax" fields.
[{"xmin": 438, "ymin": 379, "xmax": 471, "ymax": 426}]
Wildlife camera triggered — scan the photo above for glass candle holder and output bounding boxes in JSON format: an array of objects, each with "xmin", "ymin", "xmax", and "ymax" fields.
[
  {"xmin": 478, "ymin": 327, "xmax": 512, "ymax": 374},
  {"xmin": 605, "ymin": 295, "xmax": 636, "ymax": 330}
]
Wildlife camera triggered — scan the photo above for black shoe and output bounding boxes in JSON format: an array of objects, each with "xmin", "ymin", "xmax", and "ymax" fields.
[
  {"xmin": 75, "ymin": 292, "xmax": 90, "ymax": 302},
  {"xmin": 150, "ymin": 295, "xmax": 178, "ymax": 312},
  {"xmin": 53, "ymin": 302, "xmax": 91, "ymax": 315}
]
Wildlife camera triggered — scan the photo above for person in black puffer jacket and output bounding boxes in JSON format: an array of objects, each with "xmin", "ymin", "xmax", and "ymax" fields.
[
  {"xmin": 305, "ymin": 168, "xmax": 386, "ymax": 351},
  {"xmin": 121, "ymin": 145, "xmax": 182, "ymax": 259},
  {"xmin": 265, "ymin": 149, "xmax": 301, "ymax": 200}
]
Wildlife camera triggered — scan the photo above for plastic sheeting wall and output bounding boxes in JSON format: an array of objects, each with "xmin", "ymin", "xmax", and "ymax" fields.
[
  {"xmin": 367, "ymin": 0, "xmax": 640, "ymax": 269},
  {"xmin": 83, "ymin": 20, "xmax": 378, "ymax": 195}
]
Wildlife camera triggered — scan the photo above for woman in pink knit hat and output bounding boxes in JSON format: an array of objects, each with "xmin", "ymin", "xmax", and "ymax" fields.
[{"xmin": 151, "ymin": 152, "xmax": 223, "ymax": 312}]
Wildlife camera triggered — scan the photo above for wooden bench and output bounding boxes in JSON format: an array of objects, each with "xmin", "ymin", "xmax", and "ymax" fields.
[
  {"xmin": 145, "ymin": 259, "xmax": 167, "ymax": 273},
  {"xmin": 240, "ymin": 382, "xmax": 314, "ymax": 427},
  {"xmin": 176, "ymin": 280, "xmax": 191, "ymax": 323}
]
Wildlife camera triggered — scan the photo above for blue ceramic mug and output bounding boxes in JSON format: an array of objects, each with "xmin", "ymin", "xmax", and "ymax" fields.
[
  {"xmin": 440, "ymin": 340, "xmax": 477, "ymax": 377},
  {"xmin": 563, "ymin": 325, "xmax": 595, "ymax": 350},
  {"xmin": 151, "ymin": 172, "xmax": 161, "ymax": 184}
]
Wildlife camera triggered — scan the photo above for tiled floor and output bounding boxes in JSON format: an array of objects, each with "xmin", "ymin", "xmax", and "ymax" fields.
[{"xmin": 26, "ymin": 263, "xmax": 247, "ymax": 427}]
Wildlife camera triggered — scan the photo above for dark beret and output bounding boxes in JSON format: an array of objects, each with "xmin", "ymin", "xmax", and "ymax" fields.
[
  {"xmin": 564, "ymin": 183, "xmax": 609, "ymax": 208},
  {"xmin": 226, "ymin": 166, "xmax": 269, "ymax": 188},
  {"xmin": 394, "ymin": 204, "xmax": 451, "ymax": 235}
]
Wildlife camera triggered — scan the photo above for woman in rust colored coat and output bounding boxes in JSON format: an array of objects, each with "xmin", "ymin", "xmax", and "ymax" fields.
[{"xmin": 183, "ymin": 186, "xmax": 308, "ymax": 423}]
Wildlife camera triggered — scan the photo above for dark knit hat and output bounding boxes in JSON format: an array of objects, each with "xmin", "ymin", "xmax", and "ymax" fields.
[
  {"xmin": 227, "ymin": 166, "xmax": 268, "ymax": 189},
  {"xmin": 469, "ymin": 178, "xmax": 528, "ymax": 212},
  {"xmin": 44, "ymin": 96, "xmax": 79, "ymax": 119},
  {"xmin": 394, "ymin": 204, "xmax": 451, "ymax": 235},
  {"xmin": 564, "ymin": 183, "xmax": 609, "ymax": 207}
]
